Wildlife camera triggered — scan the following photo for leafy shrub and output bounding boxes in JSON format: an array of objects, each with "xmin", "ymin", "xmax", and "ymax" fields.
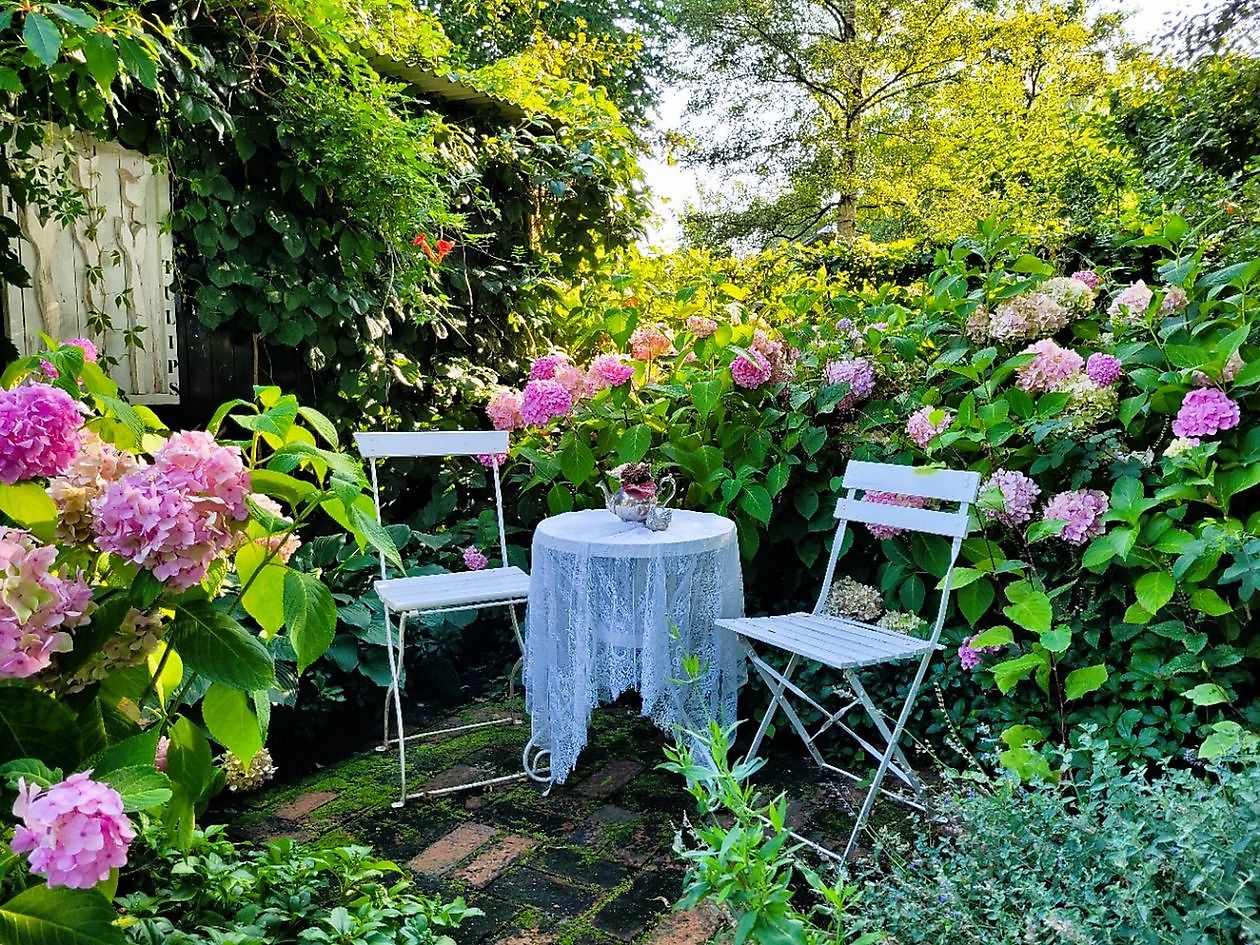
[
  {"xmin": 667, "ymin": 730, "xmax": 1260, "ymax": 945},
  {"xmin": 488, "ymin": 217, "xmax": 1259, "ymax": 768},
  {"xmin": 119, "ymin": 824, "xmax": 476, "ymax": 944}
]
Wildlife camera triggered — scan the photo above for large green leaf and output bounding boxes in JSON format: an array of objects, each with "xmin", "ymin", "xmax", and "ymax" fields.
[
  {"xmin": 96, "ymin": 765, "xmax": 172, "ymax": 812},
  {"xmin": 559, "ymin": 434, "xmax": 595, "ymax": 485},
  {"xmin": 201, "ymin": 684, "xmax": 263, "ymax": 766},
  {"xmin": 0, "ymin": 483, "xmax": 57, "ymax": 537},
  {"xmin": 616, "ymin": 424, "xmax": 652, "ymax": 463},
  {"xmin": 0, "ymin": 689, "xmax": 81, "ymax": 770},
  {"xmin": 0, "ymin": 885, "xmax": 124, "ymax": 945},
  {"xmin": 691, "ymin": 379, "xmax": 723, "ymax": 419},
  {"xmin": 167, "ymin": 601, "xmax": 274, "ymax": 691},
  {"xmin": 283, "ymin": 570, "xmax": 336, "ymax": 673},
  {"xmin": 85, "ymin": 728, "xmax": 162, "ymax": 776},
  {"xmin": 1064, "ymin": 664, "xmax": 1109, "ymax": 700},
  {"xmin": 738, "ymin": 484, "xmax": 772, "ymax": 525},
  {"xmin": 234, "ymin": 544, "xmax": 287, "ymax": 635},
  {"xmin": 1001, "ymin": 581, "xmax": 1052, "ymax": 634},
  {"xmin": 22, "ymin": 13, "xmax": 61, "ymax": 67},
  {"xmin": 1135, "ymin": 571, "xmax": 1175, "ymax": 617},
  {"xmin": 956, "ymin": 577, "xmax": 995, "ymax": 627}
]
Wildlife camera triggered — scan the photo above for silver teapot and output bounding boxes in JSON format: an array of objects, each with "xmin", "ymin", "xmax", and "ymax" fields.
[{"xmin": 597, "ymin": 474, "xmax": 676, "ymax": 525}]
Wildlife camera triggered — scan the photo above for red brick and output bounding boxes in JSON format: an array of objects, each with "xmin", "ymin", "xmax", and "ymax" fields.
[
  {"xmin": 275, "ymin": 791, "xmax": 337, "ymax": 821},
  {"xmin": 407, "ymin": 822, "xmax": 498, "ymax": 876},
  {"xmin": 575, "ymin": 760, "xmax": 643, "ymax": 799},
  {"xmin": 453, "ymin": 833, "xmax": 539, "ymax": 888},
  {"xmin": 647, "ymin": 907, "xmax": 724, "ymax": 945}
]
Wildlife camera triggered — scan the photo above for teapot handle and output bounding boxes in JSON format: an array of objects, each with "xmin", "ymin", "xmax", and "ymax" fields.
[{"xmin": 656, "ymin": 474, "xmax": 677, "ymax": 508}]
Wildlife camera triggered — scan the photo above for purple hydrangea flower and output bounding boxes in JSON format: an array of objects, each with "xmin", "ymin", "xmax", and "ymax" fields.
[
  {"xmin": 824, "ymin": 357, "xmax": 875, "ymax": 410},
  {"xmin": 1070, "ymin": 270, "xmax": 1100, "ymax": 289},
  {"xmin": 1085, "ymin": 353, "xmax": 1122, "ymax": 387},
  {"xmin": 0, "ymin": 383, "xmax": 84, "ymax": 483},
  {"xmin": 519, "ymin": 379, "xmax": 573, "ymax": 426},
  {"xmin": 731, "ymin": 351, "xmax": 772, "ymax": 389},
  {"xmin": 980, "ymin": 470, "xmax": 1041, "ymax": 527},
  {"xmin": 1042, "ymin": 489, "xmax": 1109, "ymax": 544},
  {"xmin": 462, "ymin": 546, "xmax": 488, "ymax": 571},
  {"xmin": 1172, "ymin": 388, "xmax": 1241, "ymax": 439}
]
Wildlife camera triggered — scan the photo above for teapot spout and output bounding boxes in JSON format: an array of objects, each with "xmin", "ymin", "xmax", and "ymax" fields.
[{"xmin": 596, "ymin": 481, "xmax": 615, "ymax": 513}]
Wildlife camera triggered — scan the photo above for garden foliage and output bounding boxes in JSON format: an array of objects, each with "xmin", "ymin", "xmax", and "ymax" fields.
[
  {"xmin": 0, "ymin": 341, "xmax": 404, "ymax": 943},
  {"xmin": 487, "ymin": 217, "xmax": 1259, "ymax": 769}
]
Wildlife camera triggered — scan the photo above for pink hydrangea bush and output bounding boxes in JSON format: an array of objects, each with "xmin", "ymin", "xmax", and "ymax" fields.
[
  {"xmin": 0, "ymin": 383, "xmax": 84, "ymax": 484},
  {"xmin": 906, "ymin": 406, "xmax": 952, "ymax": 448},
  {"xmin": 519, "ymin": 379, "xmax": 573, "ymax": 426},
  {"xmin": 462, "ymin": 546, "xmax": 488, "ymax": 571},
  {"xmin": 1172, "ymin": 388, "xmax": 1241, "ymax": 438},
  {"xmin": 530, "ymin": 353, "xmax": 569, "ymax": 380},
  {"xmin": 1085, "ymin": 353, "xmax": 1122, "ymax": 387},
  {"xmin": 862, "ymin": 491, "xmax": 928, "ymax": 539},
  {"xmin": 586, "ymin": 354, "xmax": 634, "ymax": 391},
  {"xmin": 0, "ymin": 528, "xmax": 93, "ymax": 679},
  {"xmin": 980, "ymin": 470, "xmax": 1041, "ymax": 527},
  {"xmin": 1108, "ymin": 281, "xmax": 1153, "ymax": 323},
  {"xmin": 824, "ymin": 357, "xmax": 875, "ymax": 410},
  {"xmin": 93, "ymin": 432, "xmax": 251, "ymax": 591},
  {"xmin": 1042, "ymin": 489, "xmax": 1109, "ymax": 544},
  {"xmin": 10, "ymin": 772, "xmax": 134, "ymax": 888},
  {"xmin": 1016, "ymin": 340, "xmax": 1084, "ymax": 393},
  {"xmin": 686, "ymin": 315, "xmax": 718, "ymax": 338},
  {"xmin": 730, "ymin": 350, "xmax": 772, "ymax": 389},
  {"xmin": 629, "ymin": 325, "xmax": 672, "ymax": 361},
  {"xmin": 486, "ymin": 389, "xmax": 524, "ymax": 431}
]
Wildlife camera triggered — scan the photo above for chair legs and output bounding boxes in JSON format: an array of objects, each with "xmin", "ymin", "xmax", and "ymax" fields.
[
  {"xmin": 741, "ymin": 640, "xmax": 932, "ymax": 860},
  {"xmin": 377, "ymin": 603, "xmax": 540, "ymax": 808}
]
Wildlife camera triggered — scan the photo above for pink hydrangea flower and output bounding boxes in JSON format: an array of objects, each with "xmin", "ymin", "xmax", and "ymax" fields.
[
  {"xmin": 553, "ymin": 362, "xmax": 587, "ymax": 396},
  {"xmin": 586, "ymin": 354, "xmax": 634, "ymax": 391},
  {"xmin": 979, "ymin": 470, "xmax": 1041, "ymax": 527},
  {"xmin": 686, "ymin": 316, "xmax": 718, "ymax": 338},
  {"xmin": 0, "ymin": 528, "xmax": 92, "ymax": 679},
  {"xmin": 1159, "ymin": 285, "xmax": 1189, "ymax": 316},
  {"xmin": 64, "ymin": 338, "xmax": 99, "ymax": 362},
  {"xmin": 476, "ymin": 452, "xmax": 509, "ymax": 469},
  {"xmin": 824, "ymin": 357, "xmax": 875, "ymax": 410},
  {"xmin": 1070, "ymin": 270, "xmax": 1100, "ymax": 289},
  {"xmin": 462, "ymin": 546, "xmax": 488, "ymax": 571},
  {"xmin": 958, "ymin": 634, "xmax": 1004, "ymax": 671},
  {"xmin": 1016, "ymin": 340, "xmax": 1084, "ymax": 393},
  {"xmin": 730, "ymin": 351, "xmax": 772, "ymax": 389},
  {"xmin": 486, "ymin": 389, "xmax": 524, "ymax": 431},
  {"xmin": 863, "ymin": 491, "xmax": 927, "ymax": 539},
  {"xmin": 1042, "ymin": 489, "xmax": 1109, "ymax": 544},
  {"xmin": 0, "ymin": 383, "xmax": 84, "ymax": 483},
  {"xmin": 905, "ymin": 406, "xmax": 952, "ymax": 448},
  {"xmin": 519, "ymin": 379, "xmax": 573, "ymax": 426},
  {"xmin": 1223, "ymin": 351, "xmax": 1246, "ymax": 382},
  {"xmin": 1172, "ymin": 388, "xmax": 1241, "ymax": 438},
  {"xmin": 1108, "ymin": 281, "xmax": 1153, "ymax": 322},
  {"xmin": 530, "ymin": 353, "xmax": 569, "ymax": 381},
  {"xmin": 10, "ymin": 771, "xmax": 134, "ymax": 889},
  {"xmin": 1085, "ymin": 353, "xmax": 1122, "ymax": 387},
  {"xmin": 93, "ymin": 432, "xmax": 250, "ymax": 591},
  {"xmin": 629, "ymin": 326, "xmax": 672, "ymax": 361}
]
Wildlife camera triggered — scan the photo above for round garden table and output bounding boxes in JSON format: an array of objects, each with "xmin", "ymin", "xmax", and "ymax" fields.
[{"xmin": 522, "ymin": 508, "xmax": 746, "ymax": 785}]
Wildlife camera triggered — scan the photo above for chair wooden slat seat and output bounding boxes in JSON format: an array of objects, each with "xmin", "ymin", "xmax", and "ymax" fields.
[
  {"xmin": 375, "ymin": 566, "xmax": 531, "ymax": 613},
  {"xmin": 718, "ymin": 613, "xmax": 937, "ymax": 670}
]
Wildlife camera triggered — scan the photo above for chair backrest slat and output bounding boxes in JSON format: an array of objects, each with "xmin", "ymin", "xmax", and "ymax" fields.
[
  {"xmin": 834, "ymin": 498, "xmax": 970, "ymax": 539},
  {"xmin": 354, "ymin": 430, "xmax": 508, "ymax": 459},
  {"xmin": 841, "ymin": 460, "xmax": 980, "ymax": 504}
]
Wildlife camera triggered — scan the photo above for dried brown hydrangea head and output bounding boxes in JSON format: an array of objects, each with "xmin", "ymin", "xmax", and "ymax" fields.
[{"xmin": 617, "ymin": 461, "xmax": 654, "ymax": 486}]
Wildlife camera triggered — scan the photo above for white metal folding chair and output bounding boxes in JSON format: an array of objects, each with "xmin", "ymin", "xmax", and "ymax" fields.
[
  {"xmin": 355, "ymin": 430, "xmax": 540, "ymax": 807},
  {"xmin": 716, "ymin": 460, "xmax": 980, "ymax": 860}
]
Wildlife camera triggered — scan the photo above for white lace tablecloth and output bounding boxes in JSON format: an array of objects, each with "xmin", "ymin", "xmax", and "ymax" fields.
[{"xmin": 524, "ymin": 509, "xmax": 746, "ymax": 784}]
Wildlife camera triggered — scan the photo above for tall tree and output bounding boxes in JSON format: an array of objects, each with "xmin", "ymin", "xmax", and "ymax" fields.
[{"xmin": 670, "ymin": 0, "xmax": 1132, "ymax": 249}]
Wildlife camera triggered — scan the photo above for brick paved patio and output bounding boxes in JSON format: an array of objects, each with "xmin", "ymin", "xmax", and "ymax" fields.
[{"xmin": 220, "ymin": 695, "xmax": 884, "ymax": 945}]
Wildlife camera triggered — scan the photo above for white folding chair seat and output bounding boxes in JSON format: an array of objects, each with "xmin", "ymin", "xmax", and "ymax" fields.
[
  {"xmin": 376, "ymin": 567, "xmax": 531, "ymax": 614},
  {"xmin": 355, "ymin": 430, "xmax": 544, "ymax": 807},
  {"xmin": 719, "ymin": 613, "xmax": 936, "ymax": 669},
  {"xmin": 717, "ymin": 460, "xmax": 980, "ymax": 860}
]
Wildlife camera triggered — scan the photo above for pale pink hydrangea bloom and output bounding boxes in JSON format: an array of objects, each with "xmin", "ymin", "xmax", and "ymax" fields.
[
  {"xmin": 686, "ymin": 315, "xmax": 718, "ymax": 338},
  {"xmin": 462, "ymin": 546, "xmax": 488, "ymax": 571},
  {"xmin": 1042, "ymin": 489, "xmax": 1109, "ymax": 544},
  {"xmin": 629, "ymin": 326, "xmax": 672, "ymax": 361},
  {"xmin": 0, "ymin": 528, "xmax": 92, "ymax": 679},
  {"xmin": 1108, "ymin": 281, "xmax": 1153, "ymax": 322},
  {"xmin": 1223, "ymin": 351, "xmax": 1246, "ymax": 382},
  {"xmin": 486, "ymin": 389, "xmax": 524, "ymax": 431},
  {"xmin": 585, "ymin": 354, "xmax": 634, "ymax": 392},
  {"xmin": 979, "ymin": 470, "xmax": 1041, "ymax": 527},
  {"xmin": 1040, "ymin": 277, "xmax": 1096, "ymax": 315},
  {"xmin": 529, "ymin": 353, "xmax": 569, "ymax": 381},
  {"xmin": 1085, "ymin": 353, "xmax": 1122, "ymax": 387},
  {"xmin": 1070, "ymin": 270, "xmax": 1100, "ymax": 289},
  {"xmin": 863, "ymin": 491, "xmax": 927, "ymax": 539},
  {"xmin": 0, "ymin": 383, "xmax": 84, "ymax": 483},
  {"xmin": 248, "ymin": 493, "xmax": 301, "ymax": 565},
  {"xmin": 1172, "ymin": 388, "xmax": 1241, "ymax": 438},
  {"xmin": 989, "ymin": 292, "xmax": 1069, "ymax": 341},
  {"xmin": 730, "ymin": 351, "xmax": 772, "ymax": 389},
  {"xmin": 905, "ymin": 406, "xmax": 952, "ymax": 448},
  {"xmin": 553, "ymin": 361, "xmax": 587, "ymax": 397},
  {"xmin": 10, "ymin": 771, "xmax": 134, "ymax": 888},
  {"xmin": 49, "ymin": 430, "xmax": 141, "ymax": 544},
  {"xmin": 519, "ymin": 379, "xmax": 573, "ymax": 426},
  {"xmin": 1016, "ymin": 340, "xmax": 1084, "ymax": 393},
  {"xmin": 1159, "ymin": 285, "xmax": 1189, "ymax": 316},
  {"xmin": 824, "ymin": 357, "xmax": 875, "ymax": 410},
  {"xmin": 92, "ymin": 432, "xmax": 250, "ymax": 591}
]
